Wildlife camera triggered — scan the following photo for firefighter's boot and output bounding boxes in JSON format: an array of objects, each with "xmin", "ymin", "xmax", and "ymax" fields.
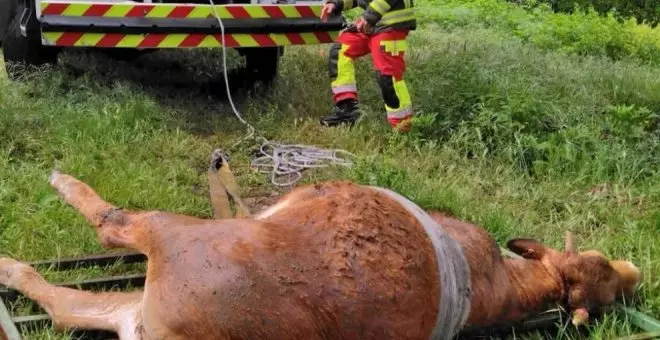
[{"xmin": 320, "ymin": 99, "xmax": 361, "ymax": 127}]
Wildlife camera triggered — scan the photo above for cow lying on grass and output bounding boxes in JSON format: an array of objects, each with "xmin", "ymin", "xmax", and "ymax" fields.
[{"xmin": 0, "ymin": 171, "xmax": 642, "ymax": 339}]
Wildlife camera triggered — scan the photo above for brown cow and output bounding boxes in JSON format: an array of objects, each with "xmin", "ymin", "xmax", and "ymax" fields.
[{"xmin": 0, "ymin": 170, "xmax": 641, "ymax": 339}]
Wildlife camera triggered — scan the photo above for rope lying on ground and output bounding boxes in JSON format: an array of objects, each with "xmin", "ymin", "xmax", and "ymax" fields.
[
  {"xmin": 208, "ymin": 0, "xmax": 355, "ymax": 187},
  {"xmin": 251, "ymin": 142, "xmax": 356, "ymax": 187}
]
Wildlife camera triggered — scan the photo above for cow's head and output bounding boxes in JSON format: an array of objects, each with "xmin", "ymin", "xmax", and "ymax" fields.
[{"xmin": 506, "ymin": 232, "xmax": 641, "ymax": 327}]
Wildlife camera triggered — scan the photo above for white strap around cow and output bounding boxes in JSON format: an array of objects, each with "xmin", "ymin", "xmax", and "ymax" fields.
[{"xmin": 368, "ymin": 187, "xmax": 472, "ymax": 340}]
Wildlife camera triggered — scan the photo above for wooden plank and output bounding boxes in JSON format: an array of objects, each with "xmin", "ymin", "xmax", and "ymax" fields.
[
  {"xmin": 55, "ymin": 273, "xmax": 146, "ymax": 291},
  {"xmin": 12, "ymin": 314, "xmax": 50, "ymax": 328},
  {"xmin": 27, "ymin": 252, "xmax": 146, "ymax": 271},
  {"xmin": 0, "ymin": 274, "xmax": 146, "ymax": 304},
  {"xmin": 12, "ymin": 314, "xmax": 116, "ymax": 340},
  {"xmin": 0, "ymin": 299, "xmax": 21, "ymax": 340},
  {"xmin": 0, "ymin": 252, "xmax": 145, "ymax": 340},
  {"xmin": 12, "ymin": 314, "xmax": 117, "ymax": 339},
  {"xmin": 1, "ymin": 273, "xmax": 144, "ymax": 340}
]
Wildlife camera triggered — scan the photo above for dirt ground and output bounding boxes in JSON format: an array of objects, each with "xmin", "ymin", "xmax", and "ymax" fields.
[{"xmin": 242, "ymin": 189, "xmax": 283, "ymax": 215}]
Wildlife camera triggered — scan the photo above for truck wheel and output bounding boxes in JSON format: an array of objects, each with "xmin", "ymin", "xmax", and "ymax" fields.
[
  {"xmin": 3, "ymin": 1, "xmax": 60, "ymax": 80},
  {"xmin": 243, "ymin": 47, "xmax": 282, "ymax": 85}
]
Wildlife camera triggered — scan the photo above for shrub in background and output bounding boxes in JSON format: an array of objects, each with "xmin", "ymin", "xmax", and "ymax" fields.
[
  {"xmin": 418, "ymin": 0, "xmax": 660, "ymax": 65},
  {"xmin": 517, "ymin": 0, "xmax": 659, "ymax": 28}
]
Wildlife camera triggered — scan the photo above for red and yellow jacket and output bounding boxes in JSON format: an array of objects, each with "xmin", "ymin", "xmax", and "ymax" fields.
[{"xmin": 327, "ymin": 0, "xmax": 416, "ymax": 33}]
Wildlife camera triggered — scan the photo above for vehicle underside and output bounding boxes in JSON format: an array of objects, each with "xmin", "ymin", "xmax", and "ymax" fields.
[{"xmin": 0, "ymin": 0, "xmax": 345, "ymax": 81}]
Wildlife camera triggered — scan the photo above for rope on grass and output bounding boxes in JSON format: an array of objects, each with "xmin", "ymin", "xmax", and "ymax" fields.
[
  {"xmin": 251, "ymin": 142, "xmax": 356, "ymax": 187},
  {"xmin": 207, "ymin": 0, "xmax": 355, "ymax": 187}
]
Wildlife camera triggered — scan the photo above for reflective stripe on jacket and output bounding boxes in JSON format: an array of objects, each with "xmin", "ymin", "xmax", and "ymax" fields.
[{"xmin": 328, "ymin": 0, "xmax": 416, "ymax": 33}]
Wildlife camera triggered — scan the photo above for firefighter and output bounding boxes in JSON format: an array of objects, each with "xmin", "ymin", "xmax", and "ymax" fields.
[{"xmin": 319, "ymin": 0, "xmax": 416, "ymax": 131}]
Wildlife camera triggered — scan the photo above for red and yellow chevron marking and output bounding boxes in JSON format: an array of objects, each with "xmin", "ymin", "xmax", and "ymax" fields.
[
  {"xmin": 42, "ymin": 31, "xmax": 339, "ymax": 48},
  {"xmin": 40, "ymin": 1, "xmax": 322, "ymax": 19}
]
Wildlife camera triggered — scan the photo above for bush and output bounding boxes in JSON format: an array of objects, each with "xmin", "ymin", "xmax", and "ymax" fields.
[
  {"xmin": 519, "ymin": 0, "xmax": 660, "ymax": 28},
  {"xmin": 417, "ymin": 0, "xmax": 660, "ymax": 65},
  {"xmin": 404, "ymin": 27, "xmax": 660, "ymax": 181}
]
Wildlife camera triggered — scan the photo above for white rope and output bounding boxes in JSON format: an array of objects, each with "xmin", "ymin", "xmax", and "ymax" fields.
[
  {"xmin": 208, "ymin": 0, "xmax": 355, "ymax": 187},
  {"xmin": 251, "ymin": 143, "xmax": 356, "ymax": 187}
]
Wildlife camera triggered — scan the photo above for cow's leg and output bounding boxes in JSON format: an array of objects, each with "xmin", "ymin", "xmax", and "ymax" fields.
[
  {"xmin": 0, "ymin": 257, "xmax": 143, "ymax": 339},
  {"xmin": 48, "ymin": 170, "xmax": 214, "ymax": 257},
  {"xmin": 49, "ymin": 170, "xmax": 131, "ymax": 229},
  {"xmin": 49, "ymin": 170, "xmax": 140, "ymax": 250},
  {"xmin": 48, "ymin": 170, "xmax": 165, "ymax": 251}
]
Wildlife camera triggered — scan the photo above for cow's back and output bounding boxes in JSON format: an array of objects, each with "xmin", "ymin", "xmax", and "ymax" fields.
[
  {"xmin": 255, "ymin": 181, "xmax": 442, "ymax": 339},
  {"xmin": 140, "ymin": 181, "xmax": 441, "ymax": 339}
]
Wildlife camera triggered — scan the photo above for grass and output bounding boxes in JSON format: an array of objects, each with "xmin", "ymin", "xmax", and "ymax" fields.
[
  {"xmin": 1, "ymin": 0, "xmax": 659, "ymax": 338},
  {"xmin": 415, "ymin": 0, "xmax": 660, "ymax": 65}
]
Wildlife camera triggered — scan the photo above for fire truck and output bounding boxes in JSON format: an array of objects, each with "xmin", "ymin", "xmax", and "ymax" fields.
[{"xmin": 0, "ymin": 0, "xmax": 345, "ymax": 80}]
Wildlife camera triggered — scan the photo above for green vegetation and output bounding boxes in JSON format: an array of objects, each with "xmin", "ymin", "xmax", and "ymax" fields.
[
  {"xmin": 518, "ymin": 0, "xmax": 659, "ymax": 28},
  {"xmin": 0, "ymin": 0, "xmax": 658, "ymax": 338},
  {"xmin": 417, "ymin": 0, "xmax": 660, "ymax": 65}
]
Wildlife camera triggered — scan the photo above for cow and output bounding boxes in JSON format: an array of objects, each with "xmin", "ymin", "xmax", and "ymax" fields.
[{"xmin": 0, "ymin": 170, "xmax": 642, "ymax": 339}]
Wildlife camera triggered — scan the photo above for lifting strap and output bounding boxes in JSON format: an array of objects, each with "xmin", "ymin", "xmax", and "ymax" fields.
[{"xmin": 207, "ymin": 149, "xmax": 250, "ymax": 219}]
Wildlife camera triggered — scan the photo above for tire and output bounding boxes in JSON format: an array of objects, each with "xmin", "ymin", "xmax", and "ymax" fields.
[
  {"xmin": 0, "ymin": 0, "xmax": 16, "ymax": 47},
  {"xmin": 242, "ymin": 46, "xmax": 282, "ymax": 85},
  {"xmin": 3, "ymin": 1, "xmax": 60, "ymax": 80}
]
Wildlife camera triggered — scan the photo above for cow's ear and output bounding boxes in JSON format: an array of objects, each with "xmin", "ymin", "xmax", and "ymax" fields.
[{"xmin": 506, "ymin": 239, "xmax": 547, "ymax": 260}]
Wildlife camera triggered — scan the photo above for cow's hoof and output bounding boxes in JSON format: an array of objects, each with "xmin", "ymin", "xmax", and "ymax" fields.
[
  {"xmin": 49, "ymin": 169, "xmax": 62, "ymax": 185},
  {"xmin": 0, "ymin": 257, "xmax": 33, "ymax": 288}
]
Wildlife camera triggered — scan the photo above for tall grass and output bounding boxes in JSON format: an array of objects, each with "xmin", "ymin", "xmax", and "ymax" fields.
[
  {"xmin": 417, "ymin": 0, "xmax": 660, "ymax": 65},
  {"xmin": 404, "ymin": 27, "xmax": 660, "ymax": 183}
]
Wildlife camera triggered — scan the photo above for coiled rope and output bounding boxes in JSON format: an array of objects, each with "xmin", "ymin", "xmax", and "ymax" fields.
[{"xmin": 207, "ymin": 0, "xmax": 355, "ymax": 187}]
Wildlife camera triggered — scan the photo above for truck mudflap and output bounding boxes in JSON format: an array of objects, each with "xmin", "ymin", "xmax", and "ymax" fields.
[
  {"xmin": 0, "ymin": 0, "xmax": 16, "ymax": 47},
  {"xmin": 38, "ymin": 1, "xmax": 345, "ymax": 48}
]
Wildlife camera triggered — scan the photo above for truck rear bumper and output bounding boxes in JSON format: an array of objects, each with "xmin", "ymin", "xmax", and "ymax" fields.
[{"xmin": 38, "ymin": 1, "xmax": 345, "ymax": 48}]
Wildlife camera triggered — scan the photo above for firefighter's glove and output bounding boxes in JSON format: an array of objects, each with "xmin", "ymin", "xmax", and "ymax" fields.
[
  {"xmin": 320, "ymin": 2, "xmax": 336, "ymax": 21},
  {"xmin": 355, "ymin": 17, "xmax": 374, "ymax": 34}
]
